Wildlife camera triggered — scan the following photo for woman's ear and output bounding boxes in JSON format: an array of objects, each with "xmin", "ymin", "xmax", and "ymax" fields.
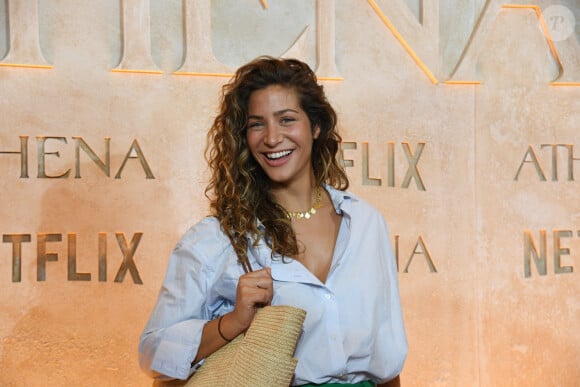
[{"xmin": 313, "ymin": 125, "xmax": 321, "ymax": 140}]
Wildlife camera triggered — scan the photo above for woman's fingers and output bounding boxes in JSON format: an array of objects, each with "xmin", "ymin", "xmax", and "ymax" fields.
[
  {"xmin": 239, "ymin": 268, "xmax": 272, "ymax": 290},
  {"xmin": 251, "ymin": 267, "xmax": 273, "ymax": 290},
  {"xmin": 232, "ymin": 268, "xmax": 273, "ymax": 329},
  {"xmin": 239, "ymin": 268, "xmax": 273, "ymax": 304}
]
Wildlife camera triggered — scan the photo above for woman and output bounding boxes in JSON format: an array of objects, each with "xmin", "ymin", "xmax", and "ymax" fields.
[{"xmin": 139, "ymin": 57, "xmax": 407, "ymax": 386}]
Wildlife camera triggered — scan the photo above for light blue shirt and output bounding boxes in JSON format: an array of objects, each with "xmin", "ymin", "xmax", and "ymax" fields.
[{"xmin": 139, "ymin": 186, "xmax": 408, "ymax": 385}]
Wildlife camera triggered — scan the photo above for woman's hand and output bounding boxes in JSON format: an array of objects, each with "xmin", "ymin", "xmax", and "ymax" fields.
[
  {"xmin": 229, "ymin": 267, "xmax": 274, "ymax": 332},
  {"xmin": 194, "ymin": 268, "xmax": 273, "ymax": 363}
]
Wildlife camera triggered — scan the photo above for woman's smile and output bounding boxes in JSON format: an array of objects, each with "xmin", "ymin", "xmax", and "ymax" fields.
[{"xmin": 265, "ymin": 149, "xmax": 293, "ymax": 160}]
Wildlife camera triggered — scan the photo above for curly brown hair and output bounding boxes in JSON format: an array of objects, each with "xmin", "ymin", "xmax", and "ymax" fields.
[{"xmin": 205, "ymin": 56, "xmax": 349, "ymax": 272}]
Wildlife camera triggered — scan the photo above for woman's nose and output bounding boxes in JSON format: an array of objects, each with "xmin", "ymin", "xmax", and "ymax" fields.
[{"xmin": 263, "ymin": 124, "xmax": 282, "ymax": 146}]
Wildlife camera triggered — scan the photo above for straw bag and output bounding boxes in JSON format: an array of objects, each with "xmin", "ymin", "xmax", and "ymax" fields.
[{"xmin": 185, "ymin": 304, "xmax": 306, "ymax": 387}]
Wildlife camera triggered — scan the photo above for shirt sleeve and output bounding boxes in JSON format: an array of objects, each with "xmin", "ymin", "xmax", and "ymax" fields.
[
  {"xmin": 376, "ymin": 216, "xmax": 408, "ymax": 382},
  {"xmin": 138, "ymin": 218, "xmax": 233, "ymax": 380}
]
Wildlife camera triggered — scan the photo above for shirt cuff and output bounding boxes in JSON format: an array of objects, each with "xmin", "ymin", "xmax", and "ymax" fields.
[{"xmin": 148, "ymin": 318, "xmax": 207, "ymax": 380}]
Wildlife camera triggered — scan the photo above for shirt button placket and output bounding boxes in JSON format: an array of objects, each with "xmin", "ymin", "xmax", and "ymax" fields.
[{"xmin": 322, "ymin": 288, "xmax": 347, "ymax": 375}]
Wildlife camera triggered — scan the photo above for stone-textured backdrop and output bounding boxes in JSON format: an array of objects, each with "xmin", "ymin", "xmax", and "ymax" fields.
[{"xmin": 0, "ymin": 1, "xmax": 578, "ymax": 386}]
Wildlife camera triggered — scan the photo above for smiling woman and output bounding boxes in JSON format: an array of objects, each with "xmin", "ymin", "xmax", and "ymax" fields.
[{"xmin": 138, "ymin": 57, "xmax": 408, "ymax": 386}]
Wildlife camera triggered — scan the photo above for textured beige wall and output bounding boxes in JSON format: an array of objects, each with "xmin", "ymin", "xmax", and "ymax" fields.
[{"xmin": 0, "ymin": 1, "xmax": 578, "ymax": 386}]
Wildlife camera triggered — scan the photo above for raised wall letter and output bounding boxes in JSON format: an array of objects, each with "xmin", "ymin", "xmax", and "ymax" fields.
[
  {"xmin": 113, "ymin": 232, "xmax": 143, "ymax": 284},
  {"xmin": 514, "ymin": 145, "xmax": 546, "ymax": 181},
  {"xmin": 114, "ymin": 139, "xmax": 155, "ymax": 179},
  {"xmin": 401, "ymin": 142, "xmax": 426, "ymax": 190},
  {"xmin": 37, "ymin": 136, "xmax": 71, "ymax": 179},
  {"xmin": 553, "ymin": 229, "xmax": 573, "ymax": 274},
  {"xmin": 0, "ymin": 136, "xmax": 29, "ymax": 178},
  {"xmin": 67, "ymin": 233, "xmax": 91, "ymax": 281},
  {"xmin": 314, "ymin": 0, "xmax": 340, "ymax": 78},
  {"xmin": 175, "ymin": 0, "xmax": 231, "ymax": 74},
  {"xmin": 3, "ymin": 234, "xmax": 31, "ymax": 282},
  {"xmin": 565, "ymin": 144, "xmax": 579, "ymax": 181},
  {"xmin": 113, "ymin": 0, "xmax": 160, "ymax": 72},
  {"xmin": 37, "ymin": 233, "xmax": 62, "ymax": 281},
  {"xmin": 524, "ymin": 229, "xmax": 547, "ymax": 277},
  {"xmin": 73, "ymin": 137, "xmax": 111, "ymax": 178},
  {"xmin": 362, "ymin": 142, "xmax": 381, "ymax": 186},
  {"xmin": 1, "ymin": 0, "xmax": 51, "ymax": 67},
  {"xmin": 176, "ymin": 0, "xmax": 339, "ymax": 78},
  {"xmin": 99, "ymin": 232, "xmax": 107, "ymax": 282},
  {"xmin": 387, "ymin": 142, "xmax": 395, "ymax": 187},
  {"xmin": 340, "ymin": 141, "xmax": 356, "ymax": 168},
  {"xmin": 367, "ymin": 0, "xmax": 440, "ymax": 82},
  {"xmin": 403, "ymin": 235, "xmax": 437, "ymax": 273}
]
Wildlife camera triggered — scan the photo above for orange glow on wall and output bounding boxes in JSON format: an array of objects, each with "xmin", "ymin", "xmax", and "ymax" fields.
[
  {"xmin": 443, "ymin": 81, "xmax": 482, "ymax": 85},
  {"xmin": 0, "ymin": 63, "xmax": 53, "ymax": 69},
  {"xmin": 110, "ymin": 69, "xmax": 163, "ymax": 75},
  {"xmin": 367, "ymin": 0, "xmax": 439, "ymax": 85},
  {"xmin": 172, "ymin": 71, "xmax": 343, "ymax": 81},
  {"xmin": 317, "ymin": 77, "xmax": 344, "ymax": 81},
  {"xmin": 551, "ymin": 82, "xmax": 580, "ymax": 87},
  {"xmin": 172, "ymin": 71, "xmax": 232, "ymax": 77}
]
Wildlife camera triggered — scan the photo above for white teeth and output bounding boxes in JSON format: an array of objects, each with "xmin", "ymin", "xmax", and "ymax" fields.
[{"xmin": 266, "ymin": 150, "xmax": 292, "ymax": 160}]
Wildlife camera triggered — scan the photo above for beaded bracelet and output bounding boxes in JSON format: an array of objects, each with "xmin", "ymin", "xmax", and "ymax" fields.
[{"xmin": 217, "ymin": 315, "xmax": 233, "ymax": 342}]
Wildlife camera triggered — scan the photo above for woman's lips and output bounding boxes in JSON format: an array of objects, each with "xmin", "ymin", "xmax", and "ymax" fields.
[{"xmin": 262, "ymin": 149, "xmax": 293, "ymax": 166}]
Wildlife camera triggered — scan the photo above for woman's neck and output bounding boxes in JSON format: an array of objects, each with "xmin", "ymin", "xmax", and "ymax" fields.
[{"xmin": 270, "ymin": 177, "xmax": 318, "ymax": 213}]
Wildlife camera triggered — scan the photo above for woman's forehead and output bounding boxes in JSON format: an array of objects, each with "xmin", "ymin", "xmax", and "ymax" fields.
[{"xmin": 248, "ymin": 85, "xmax": 302, "ymax": 113}]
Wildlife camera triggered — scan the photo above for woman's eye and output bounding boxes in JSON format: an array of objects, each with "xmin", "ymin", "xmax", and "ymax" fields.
[
  {"xmin": 248, "ymin": 121, "xmax": 263, "ymax": 129},
  {"xmin": 281, "ymin": 117, "xmax": 295, "ymax": 125}
]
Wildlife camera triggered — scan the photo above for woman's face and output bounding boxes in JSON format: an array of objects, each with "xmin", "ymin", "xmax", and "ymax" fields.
[{"xmin": 246, "ymin": 85, "xmax": 320, "ymax": 188}]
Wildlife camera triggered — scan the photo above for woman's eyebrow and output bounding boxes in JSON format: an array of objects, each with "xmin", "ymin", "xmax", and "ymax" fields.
[
  {"xmin": 248, "ymin": 109, "xmax": 299, "ymax": 120},
  {"xmin": 274, "ymin": 108, "xmax": 299, "ymax": 116}
]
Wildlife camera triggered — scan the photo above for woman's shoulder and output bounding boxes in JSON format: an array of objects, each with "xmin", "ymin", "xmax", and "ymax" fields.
[
  {"xmin": 326, "ymin": 185, "xmax": 384, "ymax": 220},
  {"xmin": 174, "ymin": 216, "xmax": 232, "ymax": 259}
]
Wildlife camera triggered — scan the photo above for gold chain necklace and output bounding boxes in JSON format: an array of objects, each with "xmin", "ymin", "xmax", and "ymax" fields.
[{"xmin": 286, "ymin": 187, "xmax": 322, "ymax": 220}]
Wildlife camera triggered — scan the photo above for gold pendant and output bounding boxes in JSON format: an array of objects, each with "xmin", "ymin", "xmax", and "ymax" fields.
[{"xmin": 286, "ymin": 188, "xmax": 322, "ymax": 221}]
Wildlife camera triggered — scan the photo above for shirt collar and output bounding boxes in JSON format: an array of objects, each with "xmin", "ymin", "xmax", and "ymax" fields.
[
  {"xmin": 250, "ymin": 185, "xmax": 354, "ymax": 269},
  {"xmin": 324, "ymin": 184, "xmax": 354, "ymax": 218}
]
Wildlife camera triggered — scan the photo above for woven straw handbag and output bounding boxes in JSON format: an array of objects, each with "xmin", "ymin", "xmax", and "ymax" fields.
[{"xmin": 185, "ymin": 304, "xmax": 306, "ymax": 387}]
